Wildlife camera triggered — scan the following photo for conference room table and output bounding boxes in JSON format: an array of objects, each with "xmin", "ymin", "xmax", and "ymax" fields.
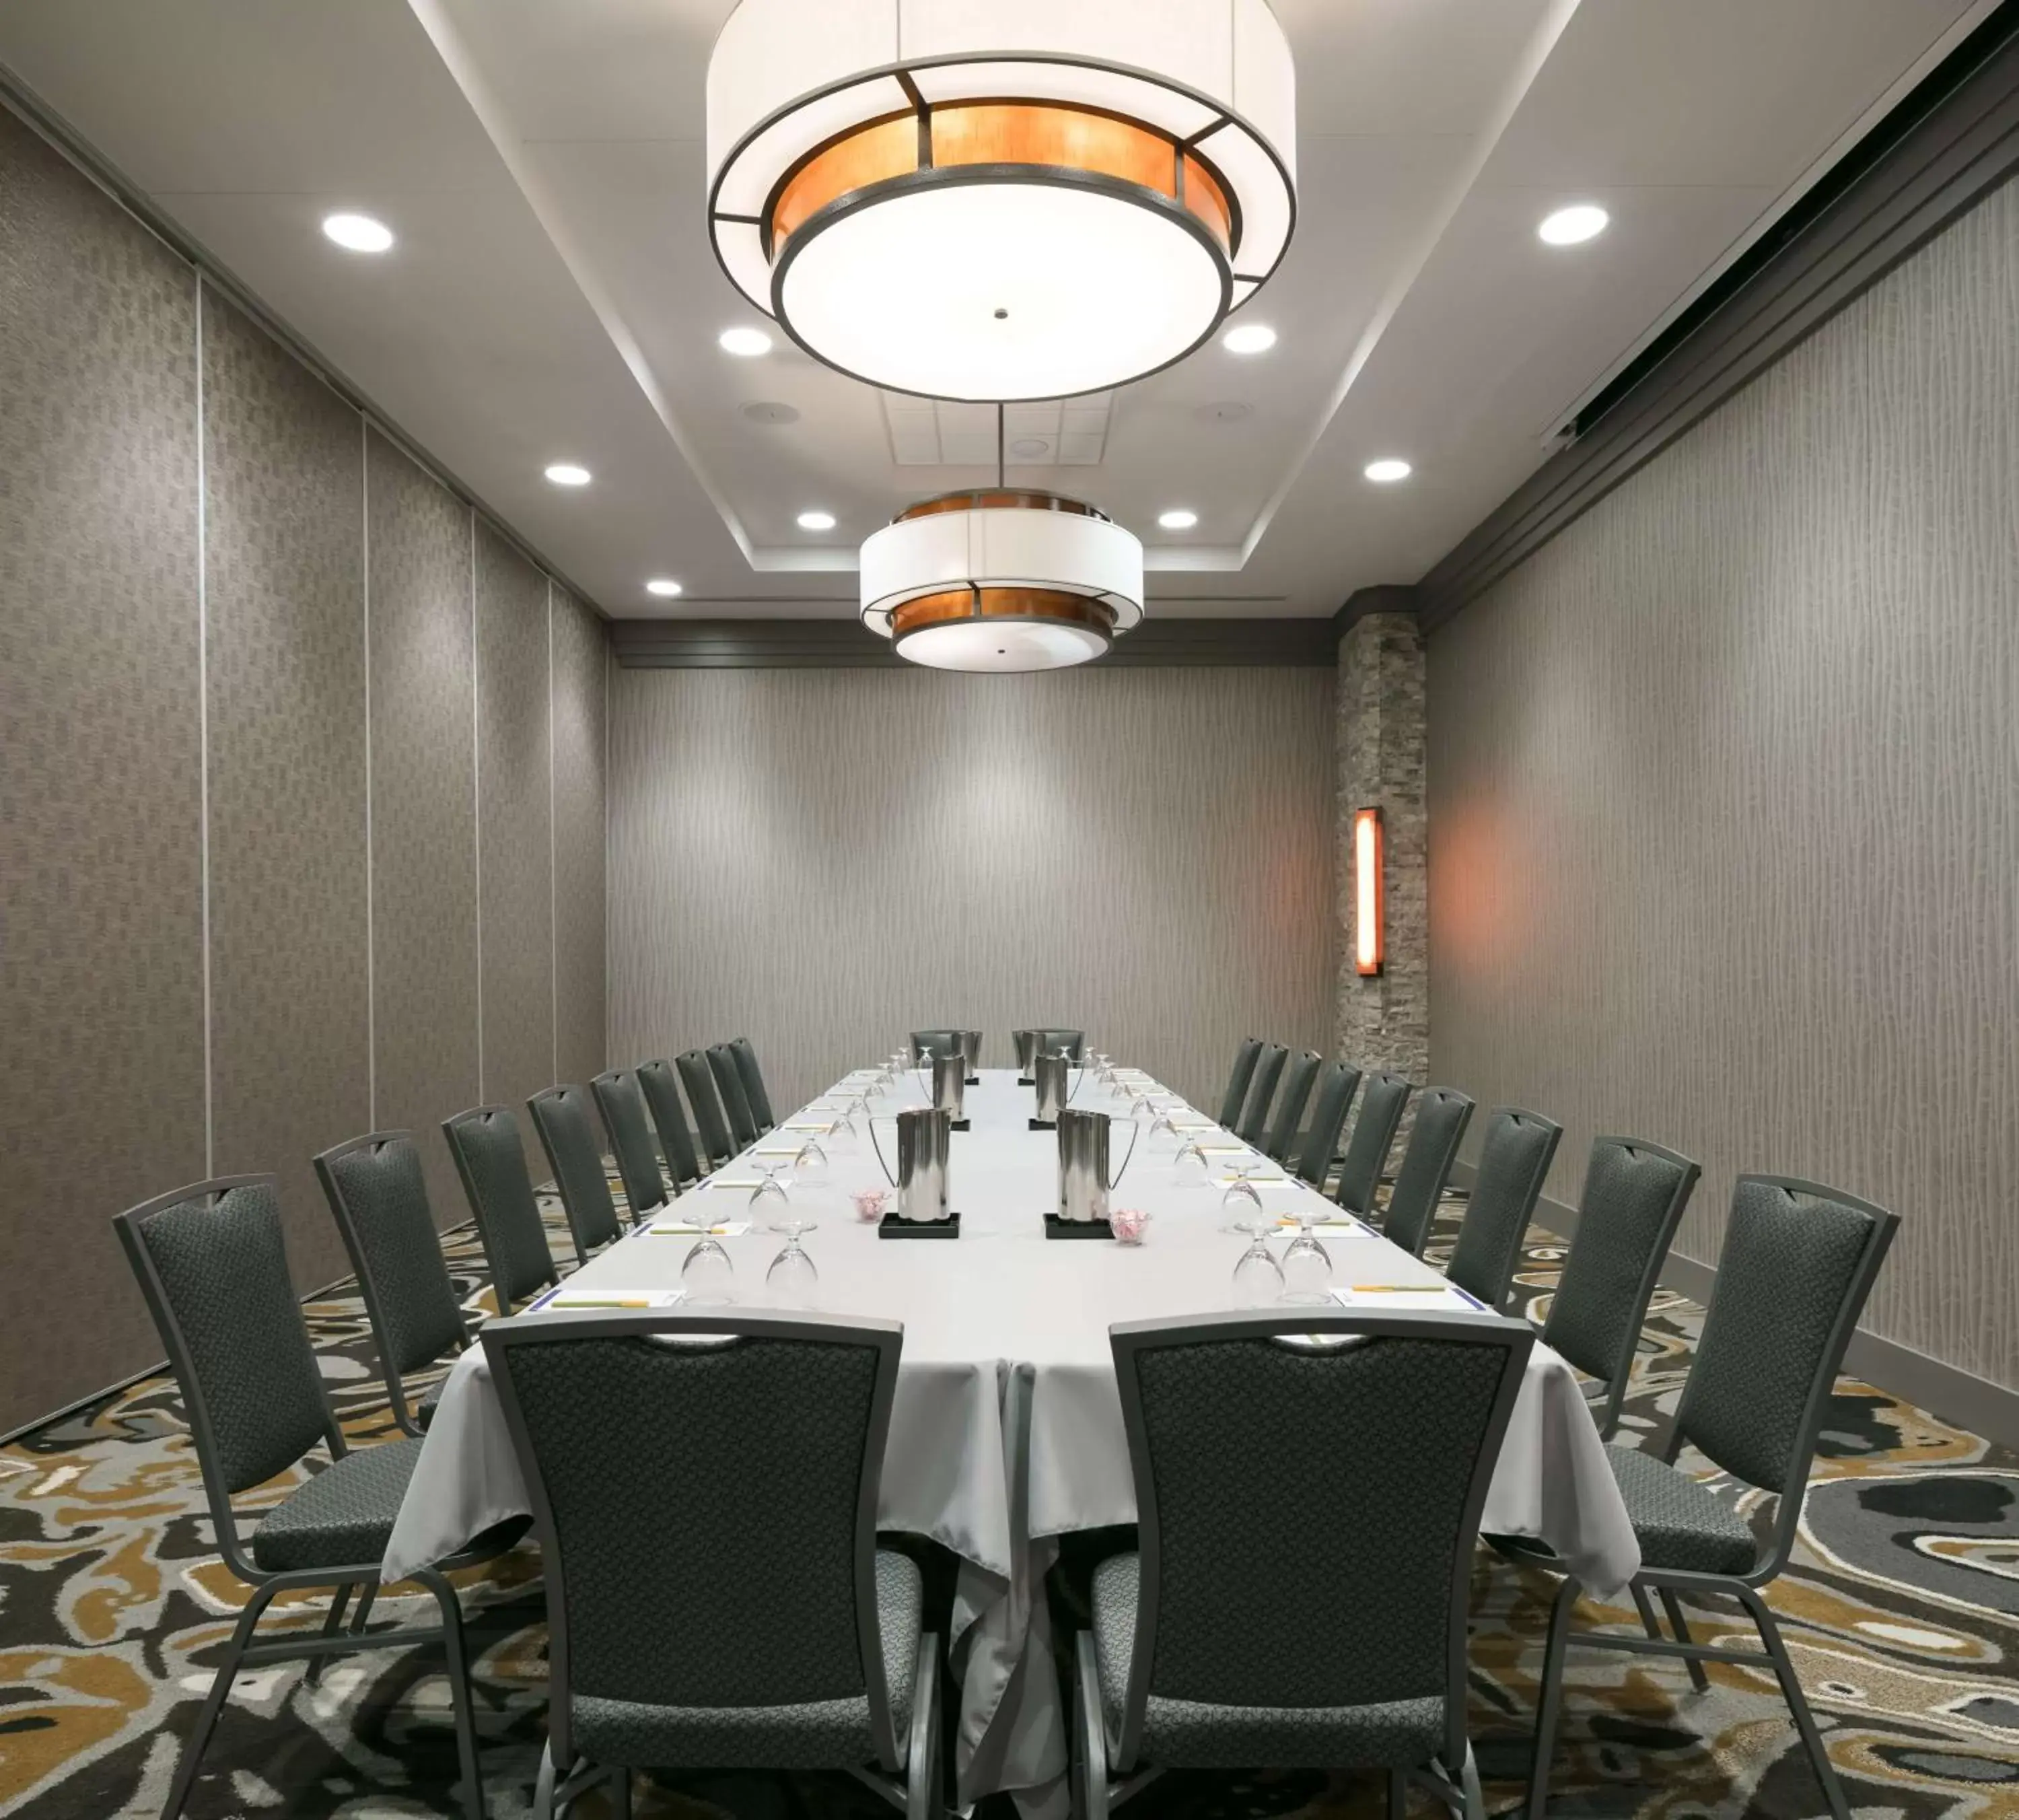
[{"xmin": 385, "ymin": 1063, "xmax": 1639, "ymax": 1817}]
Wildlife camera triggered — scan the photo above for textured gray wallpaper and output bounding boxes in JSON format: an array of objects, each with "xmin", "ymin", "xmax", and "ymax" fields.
[
  {"xmin": 551, "ymin": 586, "xmax": 608, "ymax": 1086},
  {"xmin": 1428, "ymin": 176, "xmax": 2019, "ymax": 1391},
  {"xmin": 0, "ymin": 110, "xmax": 206, "ymax": 1428},
  {"xmin": 608, "ymin": 667, "xmax": 1335, "ymax": 1116}
]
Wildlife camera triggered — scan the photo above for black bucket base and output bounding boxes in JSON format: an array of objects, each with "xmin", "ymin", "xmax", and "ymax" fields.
[
  {"xmin": 1029, "ymin": 1117, "xmax": 1056, "ymax": 1131},
  {"xmin": 950, "ymin": 1118, "xmax": 970, "ymax": 1133},
  {"xmin": 1017, "ymin": 1075, "xmax": 1036, "ymax": 1087},
  {"xmin": 880, "ymin": 1212, "xmax": 960, "ymax": 1240},
  {"xmin": 1044, "ymin": 1214, "xmax": 1113, "ymax": 1240},
  {"xmin": 966, "ymin": 1074, "xmax": 981, "ymax": 1086}
]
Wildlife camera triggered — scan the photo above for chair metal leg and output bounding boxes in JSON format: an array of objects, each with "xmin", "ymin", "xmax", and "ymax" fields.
[
  {"xmin": 608, "ymin": 1767, "xmax": 632, "ymax": 1819},
  {"xmin": 1387, "ymin": 1770, "xmax": 1407, "ymax": 1819},
  {"xmin": 162, "ymin": 1582, "xmax": 279, "ymax": 1820},
  {"xmin": 349, "ymin": 1582, "xmax": 379, "ymax": 1636},
  {"xmin": 417, "ymin": 1566, "xmax": 487, "ymax": 1820},
  {"xmin": 906, "ymin": 1633, "xmax": 943, "ymax": 1820},
  {"xmin": 1658, "ymin": 1587, "xmax": 1709, "ymax": 1693},
  {"xmin": 1629, "ymin": 1583, "xmax": 1663, "ymax": 1642},
  {"xmin": 306, "ymin": 1582, "xmax": 354, "ymax": 1683},
  {"xmin": 1736, "ymin": 1586, "xmax": 1851, "ymax": 1820},
  {"xmin": 1523, "ymin": 1578, "xmax": 1581, "ymax": 1820},
  {"xmin": 1072, "ymin": 1632, "xmax": 1110, "ymax": 1820},
  {"xmin": 533, "ymin": 1739, "xmax": 559, "ymax": 1820}
]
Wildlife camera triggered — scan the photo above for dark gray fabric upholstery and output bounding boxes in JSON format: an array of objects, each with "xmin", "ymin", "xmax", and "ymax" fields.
[
  {"xmin": 1381, "ymin": 1090, "xmax": 1474, "ymax": 1259},
  {"xmin": 637, "ymin": 1059, "xmax": 703, "ymax": 1187},
  {"xmin": 592, "ymin": 1070, "xmax": 668, "ymax": 1220},
  {"xmin": 1333, "ymin": 1073, "xmax": 1411, "ymax": 1216},
  {"xmin": 130, "ymin": 1184, "xmax": 331, "ymax": 1495},
  {"xmin": 730, "ymin": 1037, "xmax": 775, "ymax": 1131},
  {"xmin": 677, "ymin": 1049, "xmax": 734, "ymax": 1167},
  {"xmin": 316, "ymin": 1137, "xmax": 466, "ymax": 1376},
  {"xmin": 1542, "ymin": 1139, "xmax": 1696, "ymax": 1389},
  {"xmin": 1293, "ymin": 1061, "xmax": 1359, "ymax": 1188},
  {"xmin": 250, "ymin": 1436, "xmax": 425, "ymax": 1571},
  {"xmin": 443, "ymin": 1106, "xmax": 559, "ymax": 1311},
  {"xmin": 529, "ymin": 1086, "xmax": 625, "ymax": 1257},
  {"xmin": 1676, "ymin": 1179, "xmax": 1883, "ymax": 1493},
  {"xmin": 1235, "ymin": 1043, "xmax": 1287, "ymax": 1148},
  {"xmin": 1446, "ymin": 1109, "xmax": 1562, "ymax": 1306},
  {"xmin": 1217, "ymin": 1039, "xmax": 1261, "ymax": 1131},
  {"xmin": 1264, "ymin": 1050, "xmax": 1321, "ymax": 1162},
  {"xmin": 1604, "ymin": 1444, "xmax": 1757, "ymax": 1574},
  {"xmin": 709, "ymin": 1043, "xmax": 759, "ymax": 1150}
]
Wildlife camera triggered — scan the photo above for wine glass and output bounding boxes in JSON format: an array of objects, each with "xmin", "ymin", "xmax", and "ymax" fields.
[
  {"xmin": 766, "ymin": 1216, "xmax": 820, "ymax": 1306},
  {"xmin": 681, "ymin": 1234, "xmax": 735, "ymax": 1304},
  {"xmin": 1231, "ymin": 1223, "xmax": 1285, "ymax": 1306},
  {"xmin": 1172, "ymin": 1139, "xmax": 1212, "ymax": 1185},
  {"xmin": 1220, "ymin": 1165, "xmax": 1265, "ymax": 1234},
  {"xmin": 1279, "ymin": 1206, "xmax": 1334, "ymax": 1304},
  {"xmin": 792, "ymin": 1137, "xmax": 829, "ymax": 1183},
  {"xmin": 749, "ymin": 1161, "xmax": 792, "ymax": 1221}
]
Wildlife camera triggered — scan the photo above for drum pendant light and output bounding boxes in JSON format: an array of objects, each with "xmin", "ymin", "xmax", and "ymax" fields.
[{"xmin": 706, "ymin": 0, "xmax": 1297, "ymax": 401}]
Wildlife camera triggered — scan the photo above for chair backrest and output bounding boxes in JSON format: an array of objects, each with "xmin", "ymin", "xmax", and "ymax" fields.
[
  {"xmin": 637, "ymin": 1059, "xmax": 703, "ymax": 1188},
  {"xmin": 730, "ymin": 1036, "xmax": 775, "ymax": 1131},
  {"xmin": 592, "ymin": 1069, "xmax": 668, "ymax": 1221},
  {"xmin": 1542, "ymin": 1138, "xmax": 1699, "ymax": 1435},
  {"xmin": 1333, "ymin": 1072, "xmax": 1413, "ymax": 1215},
  {"xmin": 313, "ymin": 1132, "xmax": 468, "ymax": 1420},
  {"xmin": 1264, "ymin": 1049, "xmax": 1322, "ymax": 1161},
  {"xmin": 483, "ymin": 1308, "xmax": 906, "ymax": 1772},
  {"xmin": 443, "ymin": 1105, "xmax": 561, "ymax": 1312},
  {"xmin": 528, "ymin": 1086, "xmax": 625, "ymax": 1259},
  {"xmin": 1673, "ymin": 1175, "xmax": 1899, "ymax": 1515},
  {"xmin": 112, "ymin": 1177, "xmax": 336, "ymax": 1558},
  {"xmin": 1446, "ymin": 1109, "xmax": 1563, "ymax": 1307},
  {"xmin": 708, "ymin": 1043, "xmax": 759, "ymax": 1150},
  {"xmin": 1381, "ymin": 1088, "xmax": 1475, "ymax": 1258},
  {"xmin": 1216, "ymin": 1038, "xmax": 1263, "ymax": 1130},
  {"xmin": 1235, "ymin": 1043, "xmax": 1287, "ymax": 1147},
  {"xmin": 1108, "ymin": 1308, "xmax": 1532, "ymax": 1775},
  {"xmin": 677, "ymin": 1049, "xmax": 735, "ymax": 1167},
  {"xmin": 1293, "ymin": 1060, "xmax": 1361, "ymax": 1187},
  {"xmin": 910, "ymin": 1029, "xmax": 964, "ymax": 1064}
]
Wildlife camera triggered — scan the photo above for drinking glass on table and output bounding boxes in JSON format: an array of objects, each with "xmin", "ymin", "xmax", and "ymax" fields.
[
  {"xmin": 680, "ymin": 1232, "xmax": 736, "ymax": 1304},
  {"xmin": 1279, "ymin": 1205, "xmax": 1335, "ymax": 1303},
  {"xmin": 765, "ymin": 1216, "xmax": 820, "ymax": 1306},
  {"xmin": 1219, "ymin": 1164, "xmax": 1266, "ymax": 1234},
  {"xmin": 1231, "ymin": 1208, "xmax": 1284, "ymax": 1305},
  {"xmin": 749, "ymin": 1162, "xmax": 792, "ymax": 1221},
  {"xmin": 792, "ymin": 1137, "xmax": 829, "ymax": 1183},
  {"xmin": 1172, "ymin": 1139, "xmax": 1212, "ymax": 1186}
]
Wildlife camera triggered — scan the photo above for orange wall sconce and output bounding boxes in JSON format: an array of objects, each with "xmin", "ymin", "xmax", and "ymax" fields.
[{"xmin": 1353, "ymin": 806, "xmax": 1384, "ymax": 977}]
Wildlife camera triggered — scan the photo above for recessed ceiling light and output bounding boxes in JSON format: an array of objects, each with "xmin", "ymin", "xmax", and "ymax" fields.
[
  {"xmin": 797, "ymin": 510, "xmax": 837, "ymax": 531},
  {"xmin": 1221, "ymin": 322, "xmax": 1277, "ymax": 355},
  {"xmin": 1363, "ymin": 458, "xmax": 1412, "ymax": 484},
  {"xmin": 322, "ymin": 212, "xmax": 394, "ymax": 254},
  {"xmin": 1009, "ymin": 437, "xmax": 1051, "ymax": 458},
  {"xmin": 1538, "ymin": 203, "xmax": 1609, "ymax": 246},
  {"xmin": 1158, "ymin": 509, "xmax": 1199, "ymax": 531},
  {"xmin": 719, "ymin": 326, "xmax": 774, "ymax": 357},
  {"xmin": 645, "ymin": 578, "xmax": 683, "ymax": 598},
  {"xmin": 544, "ymin": 463, "xmax": 592, "ymax": 487}
]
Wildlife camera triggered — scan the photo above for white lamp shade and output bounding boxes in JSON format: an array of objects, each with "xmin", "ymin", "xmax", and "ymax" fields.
[{"xmin": 861, "ymin": 507, "xmax": 1144, "ymax": 631}]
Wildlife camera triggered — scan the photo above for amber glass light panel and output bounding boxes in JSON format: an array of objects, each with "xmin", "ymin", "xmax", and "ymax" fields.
[{"xmin": 1354, "ymin": 807, "xmax": 1384, "ymax": 977}]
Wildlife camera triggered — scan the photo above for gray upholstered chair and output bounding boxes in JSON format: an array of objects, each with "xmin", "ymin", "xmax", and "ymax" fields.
[
  {"xmin": 528, "ymin": 1085, "xmax": 625, "ymax": 1263},
  {"xmin": 1291, "ymin": 1059, "xmax": 1360, "ymax": 1188},
  {"xmin": 1333, "ymin": 1072, "xmax": 1413, "ymax": 1216},
  {"xmin": 1540, "ymin": 1138, "xmax": 1699, "ymax": 1438},
  {"xmin": 1518, "ymin": 1176, "xmax": 1899, "ymax": 1820},
  {"xmin": 114, "ymin": 1177, "xmax": 513, "ymax": 1820},
  {"xmin": 637, "ymin": 1059, "xmax": 704, "ymax": 1191},
  {"xmin": 313, "ymin": 1131, "xmax": 471, "ymax": 1437},
  {"xmin": 1380, "ymin": 1088, "xmax": 1475, "ymax": 1259},
  {"xmin": 708, "ymin": 1041, "xmax": 760, "ymax": 1151},
  {"xmin": 729, "ymin": 1036, "xmax": 775, "ymax": 1133},
  {"xmin": 1263, "ymin": 1048, "xmax": 1321, "ymax": 1162},
  {"xmin": 1444, "ymin": 1108, "xmax": 1562, "ymax": 1308},
  {"xmin": 443, "ymin": 1104, "xmax": 563, "ymax": 1315},
  {"xmin": 676, "ymin": 1048, "xmax": 736, "ymax": 1168},
  {"xmin": 592, "ymin": 1068, "xmax": 670, "ymax": 1223},
  {"xmin": 1234, "ymin": 1043, "xmax": 1287, "ymax": 1149},
  {"xmin": 1077, "ymin": 1307, "xmax": 1534, "ymax": 1819},
  {"xmin": 483, "ymin": 1307, "xmax": 943, "ymax": 1820},
  {"xmin": 1216, "ymin": 1038, "xmax": 1263, "ymax": 1131}
]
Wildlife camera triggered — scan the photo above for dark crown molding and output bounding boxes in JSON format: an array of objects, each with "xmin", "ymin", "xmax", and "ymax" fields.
[{"xmin": 1417, "ymin": 1, "xmax": 2019, "ymax": 631}]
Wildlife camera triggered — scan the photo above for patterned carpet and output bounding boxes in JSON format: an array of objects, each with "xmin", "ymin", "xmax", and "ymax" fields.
[{"xmin": 3, "ymin": 1181, "xmax": 2016, "ymax": 1819}]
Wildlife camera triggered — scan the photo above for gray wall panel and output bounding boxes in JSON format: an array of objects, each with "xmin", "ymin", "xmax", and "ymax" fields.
[
  {"xmin": 0, "ymin": 110, "xmax": 205, "ymax": 1431},
  {"xmin": 476, "ymin": 523, "xmax": 554, "ymax": 1112},
  {"xmin": 608, "ymin": 667, "xmax": 1335, "ymax": 1115},
  {"xmin": 203, "ymin": 292, "xmax": 369, "ymax": 1290},
  {"xmin": 367, "ymin": 429, "xmax": 479, "ymax": 1225},
  {"xmin": 552, "ymin": 586, "xmax": 608, "ymax": 1086},
  {"xmin": 1428, "ymin": 176, "xmax": 2019, "ymax": 1391}
]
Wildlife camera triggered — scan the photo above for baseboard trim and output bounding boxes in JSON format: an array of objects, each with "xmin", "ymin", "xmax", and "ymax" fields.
[{"xmin": 1450, "ymin": 1160, "xmax": 2019, "ymax": 1450}]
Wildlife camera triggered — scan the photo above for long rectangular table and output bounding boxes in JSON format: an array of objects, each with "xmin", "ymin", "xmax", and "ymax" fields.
[{"xmin": 386, "ymin": 1065, "xmax": 1638, "ymax": 1817}]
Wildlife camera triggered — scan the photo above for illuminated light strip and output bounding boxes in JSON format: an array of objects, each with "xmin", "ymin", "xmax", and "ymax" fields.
[{"xmin": 1354, "ymin": 806, "xmax": 1384, "ymax": 978}]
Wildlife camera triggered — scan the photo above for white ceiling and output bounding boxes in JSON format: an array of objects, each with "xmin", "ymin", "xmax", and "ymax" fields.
[{"xmin": 0, "ymin": 0, "xmax": 1989, "ymax": 618}]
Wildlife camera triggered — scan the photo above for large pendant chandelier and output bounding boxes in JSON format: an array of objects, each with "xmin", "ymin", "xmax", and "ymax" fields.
[{"xmin": 706, "ymin": 1, "xmax": 1297, "ymax": 401}]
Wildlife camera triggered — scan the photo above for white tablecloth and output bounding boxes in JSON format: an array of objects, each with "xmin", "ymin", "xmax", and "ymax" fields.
[{"xmin": 385, "ymin": 1068, "xmax": 1637, "ymax": 1816}]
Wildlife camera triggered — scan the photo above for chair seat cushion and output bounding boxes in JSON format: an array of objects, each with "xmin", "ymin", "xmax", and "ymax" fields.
[
  {"xmin": 1090, "ymin": 1553, "xmax": 1442, "ymax": 1770},
  {"xmin": 1606, "ymin": 1443, "xmax": 1757, "ymax": 1574},
  {"xmin": 250, "ymin": 1438, "xmax": 424, "ymax": 1572},
  {"xmin": 572, "ymin": 1547, "xmax": 925, "ymax": 1772}
]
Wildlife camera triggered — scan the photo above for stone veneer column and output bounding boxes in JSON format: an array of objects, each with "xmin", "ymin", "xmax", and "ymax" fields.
[{"xmin": 1336, "ymin": 607, "xmax": 1428, "ymax": 1082}]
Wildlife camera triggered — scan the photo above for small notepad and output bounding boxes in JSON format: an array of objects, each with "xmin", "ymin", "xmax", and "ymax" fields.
[
  {"xmin": 533, "ymin": 1287, "xmax": 685, "ymax": 1312},
  {"xmin": 647, "ymin": 1219, "xmax": 752, "ymax": 1238}
]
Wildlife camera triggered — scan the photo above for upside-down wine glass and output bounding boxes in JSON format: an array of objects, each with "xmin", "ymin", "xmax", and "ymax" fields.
[
  {"xmin": 766, "ymin": 1215, "xmax": 820, "ymax": 1306},
  {"xmin": 1279, "ymin": 1205, "xmax": 1335, "ymax": 1303}
]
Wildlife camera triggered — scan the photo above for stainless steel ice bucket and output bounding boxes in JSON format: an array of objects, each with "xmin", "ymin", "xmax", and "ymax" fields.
[
  {"xmin": 958, "ymin": 1029, "xmax": 983, "ymax": 1080},
  {"xmin": 1057, "ymin": 1107, "xmax": 1137, "ymax": 1223},
  {"xmin": 870, "ymin": 1105, "xmax": 952, "ymax": 1222},
  {"xmin": 1013, "ymin": 1030, "xmax": 1039, "ymax": 1076},
  {"xmin": 1032, "ymin": 1050, "xmax": 1079, "ymax": 1123}
]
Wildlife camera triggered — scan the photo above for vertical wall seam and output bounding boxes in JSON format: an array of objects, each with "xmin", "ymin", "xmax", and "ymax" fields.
[
  {"xmin": 195, "ymin": 272, "xmax": 213, "ymax": 1176},
  {"xmin": 471, "ymin": 508, "xmax": 484, "ymax": 1102},
  {"xmin": 604, "ymin": 627, "xmax": 611, "ymax": 1072},
  {"xmin": 548, "ymin": 580, "xmax": 558, "ymax": 1086},
  {"xmin": 361, "ymin": 417, "xmax": 376, "ymax": 1129}
]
